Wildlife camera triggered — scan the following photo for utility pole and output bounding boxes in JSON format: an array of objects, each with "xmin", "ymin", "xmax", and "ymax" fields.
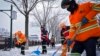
[
  {"xmin": 10, "ymin": 4, "xmax": 13, "ymax": 48},
  {"xmin": 0, "ymin": 5, "xmax": 13, "ymax": 48}
]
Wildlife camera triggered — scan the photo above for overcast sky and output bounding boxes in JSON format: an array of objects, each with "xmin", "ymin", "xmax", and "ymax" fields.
[
  {"xmin": 0, "ymin": 0, "xmax": 96, "ymax": 35},
  {"xmin": 0, "ymin": 0, "xmax": 67, "ymax": 33},
  {"xmin": 0, "ymin": 0, "xmax": 39, "ymax": 34}
]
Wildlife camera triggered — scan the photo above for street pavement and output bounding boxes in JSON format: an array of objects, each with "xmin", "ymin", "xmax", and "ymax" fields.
[{"xmin": 0, "ymin": 44, "xmax": 100, "ymax": 56}]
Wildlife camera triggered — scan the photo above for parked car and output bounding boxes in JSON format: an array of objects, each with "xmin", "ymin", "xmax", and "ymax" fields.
[{"xmin": 0, "ymin": 36, "xmax": 10, "ymax": 50}]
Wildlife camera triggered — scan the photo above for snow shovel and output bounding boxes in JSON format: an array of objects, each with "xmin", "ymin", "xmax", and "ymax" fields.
[
  {"xmin": 31, "ymin": 47, "xmax": 41, "ymax": 56},
  {"xmin": 52, "ymin": 46, "xmax": 62, "ymax": 56},
  {"xmin": 52, "ymin": 39, "xmax": 68, "ymax": 56},
  {"xmin": 52, "ymin": 23, "xmax": 82, "ymax": 56},
  {"xmin": 67, "ymin": 52, "xmax": 81, "ymax": 56},
  {"xmin": 67, "ymin": 23, "xmax": 82, "ymax": 56}
]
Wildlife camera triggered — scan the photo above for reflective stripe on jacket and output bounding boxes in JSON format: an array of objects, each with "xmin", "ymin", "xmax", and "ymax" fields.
[
  {"xmin": 15, "ymin": 32, "xmax": 26, "ymax": 44},
  {"xmin": 69, "ymin": 2, "xmax": 100, "ymax": 41}
]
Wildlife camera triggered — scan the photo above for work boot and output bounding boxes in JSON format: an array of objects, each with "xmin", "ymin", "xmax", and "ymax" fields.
[
  {"xmin": 21, "ymin": 51, "xmax": 25, "ymax": 55},
  {"xmin": 44, "ymin": 50, "xmax": 47, "ymax": 54}
]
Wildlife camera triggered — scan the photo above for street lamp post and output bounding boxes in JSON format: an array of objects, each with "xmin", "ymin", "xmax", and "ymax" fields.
[
  {"xmin": 0, "ymin": 4, "xmax": 13, "ymax": 48},
  {"xmin": 10, "ymin": 4, "xmax": 13, "ymax": 48}
]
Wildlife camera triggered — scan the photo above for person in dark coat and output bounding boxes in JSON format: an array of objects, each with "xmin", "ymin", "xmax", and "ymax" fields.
[{"xmin": 41, "ymin": 26, "xmax": 48, "ymax": 54}]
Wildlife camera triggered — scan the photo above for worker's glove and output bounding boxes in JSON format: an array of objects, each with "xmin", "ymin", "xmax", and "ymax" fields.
[
  {"xmin": 67, "ymin": 39, "xmax": 73, "ymax": 46},
  {"xmin": 81, "ymin": 17, "xmax": 88, "ymax": 26}
]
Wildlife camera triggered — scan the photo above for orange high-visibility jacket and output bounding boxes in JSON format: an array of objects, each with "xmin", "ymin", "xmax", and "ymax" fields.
[
  {"xmin": 15, "ymin": 31, "xmax": 26, "ymax": 44},
  {"xmin": 69, "ymin": 2, "xmax": 100, "ymax": 42}
]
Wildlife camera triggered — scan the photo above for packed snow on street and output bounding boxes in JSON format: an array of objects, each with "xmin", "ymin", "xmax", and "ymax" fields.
[{"xmin": 0, "ymin": 44, "xmax": 100, "ymax": 56}]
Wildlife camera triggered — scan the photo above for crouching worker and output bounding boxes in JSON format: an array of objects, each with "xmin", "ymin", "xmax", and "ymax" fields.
[{"xmin": 15, "ymin": 31, "xmax": 27, "ymax": 55}]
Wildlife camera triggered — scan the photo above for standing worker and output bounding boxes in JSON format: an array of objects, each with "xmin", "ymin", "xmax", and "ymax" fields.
[
  {"xmin": 41, "ymin": 26, "xmax": 48, "ymax": 54},
  {"xmin": 50, "ymin": 35, "xmax": 55, "ymax": 48},
  {"xmin": 61, "ymin": 0, "xmax": 100, "ymax": 56},
  {"xmin": 59, "ymin": 22, "xmax": 70, "ymax": 56},
  {"xmin": 15, "ymin": 31, "xmax": 27, "ymax": 55}
]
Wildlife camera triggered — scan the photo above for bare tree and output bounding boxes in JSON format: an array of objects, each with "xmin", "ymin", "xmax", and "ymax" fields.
[
  {"xmin": 47, "ymin": 13, "xmax": 66, "ymax": 43},
  {"xmin": 4, "ymin": 0, "xmax": 39, "ymax": 39},
  {"xmin": 47, "ymin": 13, "xmax": 65, "ymax": 35},
  {"xmin": 30, "ymin": 0, "xmax": 67, "ymax": 41},
  {"xmin": 31, "ymin": 0, "xmax": 59, "ymax": 27}
]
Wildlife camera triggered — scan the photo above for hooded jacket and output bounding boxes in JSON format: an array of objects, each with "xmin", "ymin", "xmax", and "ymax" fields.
[
  {"xmin": 15, "ymin": 31, "xmax": 26, "ymax": 44},
  {"xmin": 69, "ymin": 2, "xmax": 100, "ymax": 41}
]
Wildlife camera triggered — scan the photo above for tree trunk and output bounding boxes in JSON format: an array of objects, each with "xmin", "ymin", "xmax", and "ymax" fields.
[
  {"xmin": 25, "ymin": 14, "xmax": 29, "ymax": 49},
  {"xmin": 25, "ymin": 15, "xmax": 29, "ymax": 38}
]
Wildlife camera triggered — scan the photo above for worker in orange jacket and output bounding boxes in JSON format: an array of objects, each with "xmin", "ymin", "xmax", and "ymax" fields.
[
  {"xmin": 15, "ymin": 31, "xmax": 27, "ymax": 55},
  {"xmin": 59, "ymin": 22, "xmax": 70, "ymax": 56},
  {"xmin": 61, "ymin": 0, "xmax": 100, "ymax": 56}
]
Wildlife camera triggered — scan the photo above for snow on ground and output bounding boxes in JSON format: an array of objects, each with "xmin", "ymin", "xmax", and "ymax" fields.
[
  {"xmin": 0, "ymin": 44, "xmax": 100, "ymax": 56},
  {"xmin": 0, "ymin": 44, "xmax": 61, "ymax": 56}
]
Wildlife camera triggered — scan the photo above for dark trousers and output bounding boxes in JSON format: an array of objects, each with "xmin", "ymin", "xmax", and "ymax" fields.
[
  {"xmin": 21, "ymin": 42, "xmax": 26, "ymax": 55},
  {"xmin": 51, "ymin": 42, "xmax": 55, "ymax": 48},
  {"xmin": 71, "ymin": 38, "xmax": 98, "ymax": 56},
  {"xmin": 42, "ymin": 41, "xmax": 47, "ymax": 53}
]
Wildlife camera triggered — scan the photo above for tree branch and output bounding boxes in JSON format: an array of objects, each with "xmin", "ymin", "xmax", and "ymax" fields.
[
  {"xmin": 28, "ymin": 0, "xmax": 38, "ymax": 12},
  {"xmin": 11, "ymin": 0, "xmax": 25, "ymax": 15}
]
